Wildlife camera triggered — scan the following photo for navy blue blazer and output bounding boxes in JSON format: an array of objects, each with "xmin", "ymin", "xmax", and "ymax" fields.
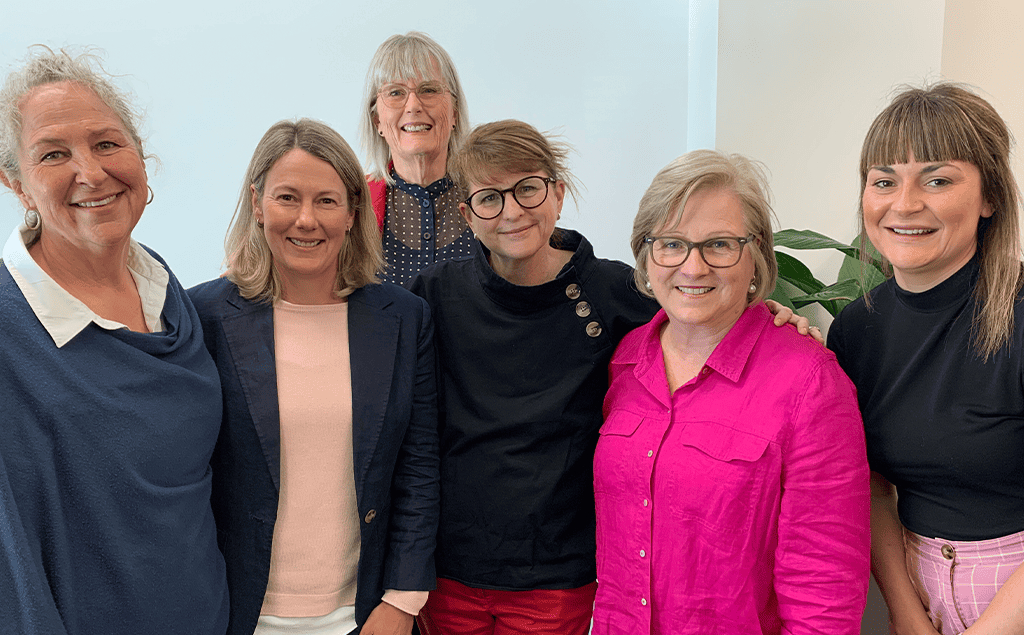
[{"xmin": 188, "ymin": 277, "xmax": 439, "ymax": 634}]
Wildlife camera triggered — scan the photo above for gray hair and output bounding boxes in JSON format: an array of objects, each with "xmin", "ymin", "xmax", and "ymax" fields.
[
  {"xmin": 225, "ymin": 118, "xmax": 383, "ymax": 302},
  {"xmin": 631, "ymin": 149, "xmax": 778, "ymax": 305},
  {"xmin": 0, "ymin": 45, "xmax": 147, "ymax": 182},
  {"xmin": 360, "ymin": 31, "xmax": 469, "ymax": 185}
]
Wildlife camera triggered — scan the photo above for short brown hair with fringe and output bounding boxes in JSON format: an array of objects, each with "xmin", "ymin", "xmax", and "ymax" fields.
[
  {"xmin": 630, "ymin": 149, "xmax": 778, "ymax": 306},
  {"xmin": 859, "ymin": 83, "xmax": 1023, "ymax": 358},
  {"xmin": 225, "ymin": 119, "xmax": 382, "ymax": 302},
  {"xmin": 449, "ymin": 119, "xmax": 580, "ymax": 202}
]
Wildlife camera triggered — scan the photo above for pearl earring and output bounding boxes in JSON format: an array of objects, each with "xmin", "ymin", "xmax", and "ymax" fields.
[
  {"xmin": 749, "ymin": 282, "xmax": 757, "ymax": 294},
  {"xmin": 25, "ymin": 209, "xmax": 41, "ymax": 230}
]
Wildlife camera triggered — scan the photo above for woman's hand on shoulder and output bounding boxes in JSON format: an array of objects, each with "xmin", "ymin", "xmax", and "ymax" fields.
[
  {"xmin": 360, "ymin": 601, "xmax": 415, "ymax": 635},
  {"xmin": 765, "ymin": 299, "xmax": 824, "ymax": 344}
]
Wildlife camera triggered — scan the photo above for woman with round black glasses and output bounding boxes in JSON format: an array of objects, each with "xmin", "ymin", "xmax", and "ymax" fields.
[{"xmin": 409, "ymin": 121, "xmax": 815, "ymax": 635}]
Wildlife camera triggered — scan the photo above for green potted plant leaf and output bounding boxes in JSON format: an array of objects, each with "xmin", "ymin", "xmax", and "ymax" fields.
[{"xmin": 769, "ymin": 229, "xmax": 887, "ymax": 317}]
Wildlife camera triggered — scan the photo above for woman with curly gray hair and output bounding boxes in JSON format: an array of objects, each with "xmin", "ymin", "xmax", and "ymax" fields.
[{"xmin": 0, "ymin": 47, "xmax": 228, "ymax": 634}]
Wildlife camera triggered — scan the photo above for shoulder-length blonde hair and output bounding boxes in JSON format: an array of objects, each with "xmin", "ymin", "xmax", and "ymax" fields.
[
  {"xmin": 859, "ymin": 83, "xmax": 1023, "ymax": 358},
  {"xmin": 631, "ymin": 149, "xmax": 778, "ymax": 306},
  {"xmin": 225, "ymin": 118, "xmax": 383, "ymax": 302},
  {"xmin": 360, "ymin": 31, "xmax": 470, "ymax": 185}
]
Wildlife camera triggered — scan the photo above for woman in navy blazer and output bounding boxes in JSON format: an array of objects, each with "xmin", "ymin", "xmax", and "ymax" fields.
[{"xmin": 189, "ymin": 119, "xmax": 439, "ymax": 635}]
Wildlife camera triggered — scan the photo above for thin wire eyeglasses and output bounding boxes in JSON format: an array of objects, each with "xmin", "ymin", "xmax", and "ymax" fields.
[
  {"xmin": 377, "ymin": 81, "xmax": 450, "ymax": 108},
  {"xmin": 643, "ymin": 234, "xmax": 756, "ymax": 268},
  {"xmin": 464, "ymin": 176, "xmax": 557, "ymax": 220}
]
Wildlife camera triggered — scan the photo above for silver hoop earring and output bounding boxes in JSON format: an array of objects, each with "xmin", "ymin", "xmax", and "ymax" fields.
[
  {"xmin": 146, "ymin": 186, "xmax": 155, "ymax": 205},
  {"xmin": 25, "ymin": 209, "xmax": 41, "ymax": 230}
]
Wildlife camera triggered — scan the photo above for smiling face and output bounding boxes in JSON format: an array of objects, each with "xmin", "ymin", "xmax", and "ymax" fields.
[
  {"xmin": 648, "ymin": 186, "xmax": 755, "ymax": 338},
  {"xmin": 460, "ymin": 170, "xmax": 565, "ymax": 281},
  {"xmin": 373, "ymin": 65, "xmax": 455, "ymax": 170},
  {"xmin": 862, "ymin": 155, "xmax": 992, "ymax": 292},
  {"xmin": 9, "ymin": 81, "xmax": 148, "ymax": 256},
  {"xmin": 253, "ymin": 149, "xmax": 354, "ymax": 304}
]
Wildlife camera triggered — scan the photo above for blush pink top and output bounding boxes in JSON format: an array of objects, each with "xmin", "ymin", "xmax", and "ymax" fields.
[{"xmin": 593, "ymin": 304, "xmax": 870, "ymax": 634}]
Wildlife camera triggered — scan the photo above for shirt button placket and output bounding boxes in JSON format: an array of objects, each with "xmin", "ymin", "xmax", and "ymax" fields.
[{"xmin": 420, "ymin": 196, "xmax": 435, "ymax": 267}]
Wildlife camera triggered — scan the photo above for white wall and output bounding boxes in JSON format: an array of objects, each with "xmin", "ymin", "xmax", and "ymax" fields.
[
  {"xmin": 0, "ymin": 0, "xmax": 694, "ymax": 287},
  {"xmin": 942, "ymin": 0, "xmax": 1024, "ymax": 239},
  {"xmin": 716, "ymin": 1, "xmax": 945, "ymax": 315},
  {"xmin": 715, "ymin": 2, "xmax": 948, "ymax": 631}
]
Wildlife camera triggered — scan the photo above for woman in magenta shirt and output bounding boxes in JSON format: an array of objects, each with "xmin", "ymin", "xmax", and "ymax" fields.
[{"xmin": 593, "ymin": 150, "xmax": 870, "ymax": 634}]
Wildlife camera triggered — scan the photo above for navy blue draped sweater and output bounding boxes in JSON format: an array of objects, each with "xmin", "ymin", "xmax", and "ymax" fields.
[{"xmin": 0, "ymin": 255, "xmax": 228, "ymax": 635}]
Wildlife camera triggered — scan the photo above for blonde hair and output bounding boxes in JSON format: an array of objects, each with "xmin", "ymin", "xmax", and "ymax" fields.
[
  {"xmin": 631, "ymin": 149, "xmax": 777, "ymax": 305},
  {"xmin": 859, "ymin": 82, "xmax": 1023, "ymax": 358},
  {"xmin": 225, "ymin": 119, "xmax": 382, "ymax": 302},
  {"xmin": 360, "ymin": 31, "xmax": 469, "ymax": 185}
]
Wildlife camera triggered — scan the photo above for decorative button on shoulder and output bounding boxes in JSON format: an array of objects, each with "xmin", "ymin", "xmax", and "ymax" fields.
[
  {"xmin": 565, "ymin": 283, "xmax": 581, "ymax": 299},
  {"xmin": 575, "ymin": 301, "xmax": 591, "ymax": 318},
  {"xmin": 586, "ymin": 321, "xmax": 602, "ymax": 338},
  {"xmin": 364, "ymin": 509, "xmax": 377, "ymax": 523}
]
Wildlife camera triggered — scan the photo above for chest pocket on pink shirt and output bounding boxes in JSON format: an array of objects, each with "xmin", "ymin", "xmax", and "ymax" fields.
[
  {"xmin": 594, "ymin": 411, "xmax": 644, "ymax": 495},
  {"xmin": 668, "ymin": 420, "xmax": 772, "ymax": 549}
]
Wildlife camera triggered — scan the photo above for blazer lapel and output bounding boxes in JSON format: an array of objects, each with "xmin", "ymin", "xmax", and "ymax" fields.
[
  {"xmin": 221, "ymin": 296, "xmax": 283, "ymax": 491},
  {"xmin": 348, "ymin": 286, "xmax": 399, "ymax": 493}
]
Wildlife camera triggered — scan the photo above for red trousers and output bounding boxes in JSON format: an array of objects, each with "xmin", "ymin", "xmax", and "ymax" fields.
[{"xmin": 417, "ymin": 578, "xmax": 597, "ymax": 635}]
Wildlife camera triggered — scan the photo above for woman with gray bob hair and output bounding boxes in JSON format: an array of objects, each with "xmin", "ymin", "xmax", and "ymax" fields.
[
  {"xmin": 360, "ymin": 31, "xmax": 475, "ymax": 286},
  {"xmin": 0, "ymin": 47, "xmax": 229, "ymax": 634}
]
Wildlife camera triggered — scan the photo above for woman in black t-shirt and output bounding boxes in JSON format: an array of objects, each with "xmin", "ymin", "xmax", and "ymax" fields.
[{"xmin": 828, "ymin": 83, "xmax": 1024, "ymax": 635}]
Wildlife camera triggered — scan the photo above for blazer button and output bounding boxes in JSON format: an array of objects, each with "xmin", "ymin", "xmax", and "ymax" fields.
[
  {"xmin": 586, "ymin": 321, "xmax": 602, "ymax": 338},
  {"xmin": 364, "ymin": 509, "xmax": 377, "ymax": 524},
  {"xmin": 565, "ymin": 283, "xmax": 581, "ymax": 299},
  {"xmin": 575, "ymin": 301, "xmax": 591, "ymax": 318}
]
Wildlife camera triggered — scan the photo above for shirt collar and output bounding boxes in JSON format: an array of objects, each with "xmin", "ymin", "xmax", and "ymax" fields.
[
  {"xmin": 703, "ymin": 302, "xmax": 771, "ymax": 382},
  {"xmin": 391, "ymin": 167, "xmax": 454, "ymax": 200},
  {"xmin": 2, "ymin": 224, "xmax": 169, "ymax": 348},
  {"xmin": 626, "ymin": 302, "xmax": 771, "ymax": 386}
]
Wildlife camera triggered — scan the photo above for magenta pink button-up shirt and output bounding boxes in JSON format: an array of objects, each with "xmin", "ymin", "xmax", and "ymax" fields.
[{"xmin": 593, "ymin": 304, "xmax": 870, "ymax": 634}]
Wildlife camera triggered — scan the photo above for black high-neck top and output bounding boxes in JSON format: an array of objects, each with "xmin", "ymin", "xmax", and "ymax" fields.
[{"xmin": 828, "ymin": 259, "xmax": 1024, "ymax": 540}]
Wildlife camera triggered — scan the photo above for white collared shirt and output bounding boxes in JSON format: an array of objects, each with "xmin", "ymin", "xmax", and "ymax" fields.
[{"xmin": 2, "ymin": 224, "xmax": 169, "ymax": 348}]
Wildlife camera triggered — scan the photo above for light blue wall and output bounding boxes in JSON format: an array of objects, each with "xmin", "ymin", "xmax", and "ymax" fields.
[{"xmin": 1, "ymin": 0, "xmax": 702, "ymax": 287}]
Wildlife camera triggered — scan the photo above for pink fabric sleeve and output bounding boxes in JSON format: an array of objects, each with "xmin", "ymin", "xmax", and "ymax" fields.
[
  {"xmin": 382, "ymin": 589, "xmax": 429, "ymax": 616},
  {"xmin": 774, "ymin": 357, "xmax": 871, "ymax": 634}
]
